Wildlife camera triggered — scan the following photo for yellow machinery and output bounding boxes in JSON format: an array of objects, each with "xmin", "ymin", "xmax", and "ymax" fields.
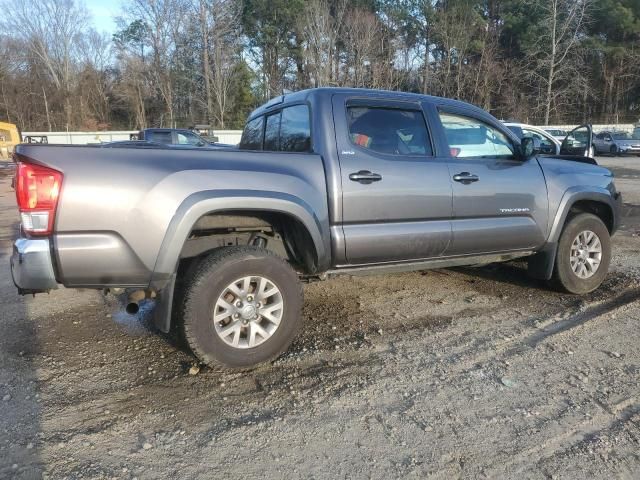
[{"xmin": 0, "ymin": 121, "xmax": 20, "ymax": 160}]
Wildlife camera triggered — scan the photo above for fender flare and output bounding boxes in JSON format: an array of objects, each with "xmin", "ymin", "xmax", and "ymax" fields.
[
  {"xmin": 150, "ymin": 189, "xmax": 329, "ymax": 332},
  {"xmin": 528, "ymin": 186, "xmax": 620, "ymax": 280}
]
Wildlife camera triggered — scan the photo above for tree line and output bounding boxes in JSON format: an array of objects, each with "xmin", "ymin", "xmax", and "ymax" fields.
[{"xmin": 0, "ymin": 0, "xmax": 638, "ymax": 132}]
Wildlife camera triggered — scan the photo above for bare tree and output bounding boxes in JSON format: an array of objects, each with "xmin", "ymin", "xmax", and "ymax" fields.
[
  {"xmin": 198, "ymin": 0, "xmax": 242, "ymax": 128},
  {"xmin": 525, "ymin": 0, "xmax": 590, "ymax": 124},
  {"xmin": 121, "ymin": 0, "xmax": 189, "ymax": 126},
  {"xmin": 300, "ymin": 0, "xmax": 347, "ymax": 87},
  {"xmin": 0, "ymin": 0, "xmax": 89, "ymax": 130}
]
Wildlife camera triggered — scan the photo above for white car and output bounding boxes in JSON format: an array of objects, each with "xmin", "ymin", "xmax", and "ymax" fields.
[{"xmin": 504, "ymin": 122, "xmax": 561, "ymax": 154}]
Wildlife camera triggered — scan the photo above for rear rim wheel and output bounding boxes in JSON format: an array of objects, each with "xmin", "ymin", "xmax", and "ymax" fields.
[
  {"xmin": 213, "ymin": 275, "xmax": 284, "ymax": 349},
  {"xmin": 569, "ymin": 230, "xmax": 602, "ymax": 279}
]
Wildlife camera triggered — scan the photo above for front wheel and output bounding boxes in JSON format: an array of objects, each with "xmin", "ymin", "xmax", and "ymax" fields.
[
  {"xmin": 610, "ymin": 145, "xmax": 618, "ymax": 156},
  {"xmin": 550, "ymin": 213, "xmax": 611, "ymax": 294},
  {"xmin": 180, "ymin": 246, "xmax": 303, "ymax": 369}
]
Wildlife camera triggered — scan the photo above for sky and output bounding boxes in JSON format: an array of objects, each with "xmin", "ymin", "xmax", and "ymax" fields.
[{"xmin": 85, "ymin": 0, "xmax": 121, "ymax": 35}]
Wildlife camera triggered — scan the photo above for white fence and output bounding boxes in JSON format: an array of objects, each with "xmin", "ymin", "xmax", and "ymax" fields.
[
  {"xmin": 543, "ymin": 124, "xmax": 635, "ymax": 133},
  {"xmin": 22, "ymin": 130, "xmax": 244, "ymax": 145}
]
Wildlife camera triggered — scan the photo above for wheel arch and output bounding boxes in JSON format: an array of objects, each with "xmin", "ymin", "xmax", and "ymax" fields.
[
  {"xmin": 149, "ymin": 190, "xmax": 329, "ymax": 332},
  {"xmin": 529, "ymin": 188, "xmax": 619, "ymax": 281}
]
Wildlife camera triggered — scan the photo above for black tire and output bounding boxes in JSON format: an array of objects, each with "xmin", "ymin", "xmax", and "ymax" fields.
[
  {"xmin": 180, "ymin": 246, "xmax": 303, "ymax": 369},
  {"xmin": 550, "ymin": 213, "xmax": 611, "ymax": 294},
  {"xmin": 610, "ymin": 145, "xmax": 618, "ymax": 156}
]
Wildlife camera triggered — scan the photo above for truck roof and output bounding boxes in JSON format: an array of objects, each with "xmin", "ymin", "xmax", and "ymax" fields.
[{"xmin": 248, "ymin": 87, "xmax": 487, "ymax": 121}]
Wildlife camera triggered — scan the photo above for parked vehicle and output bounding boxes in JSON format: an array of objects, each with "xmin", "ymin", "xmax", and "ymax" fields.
[
  {"xmin": 0, "ymin": 121, "xmax": 21, "ymax": 160},
  {"xmin": 136, "ymin": 128, "xmax": 210, "ymax": 146},
  {"xmin": 10, "ymin": 88, "xmax": 620, "ymax": 369},
  {"xmin": 593, "ymin": 130, "xmax": 640, "ymax": 156},
  {"xmin": 504, "ymin": 122, "xmax": 559, "ymax": 154},
  {"xmin": 134, "ymin": 128, "xmax": 234, "ymax": 149},
  {"xmin": 544, "ymin": 128, "xmax": 569, "ymax": 142}
]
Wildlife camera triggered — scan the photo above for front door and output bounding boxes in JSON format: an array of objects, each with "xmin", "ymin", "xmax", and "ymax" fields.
[
  {"xmin": 560, "ymin": 124, "xmax": 593, "ymax": 157},
  {"xmin": 436, "ymin": 109, "xmax": 549, "ymax": 256},
  {"xmin": 332, "ymin": 95, "xmax": 453, "ymax": 265}
]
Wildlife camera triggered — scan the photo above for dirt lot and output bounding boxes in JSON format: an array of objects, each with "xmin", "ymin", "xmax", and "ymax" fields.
[{"xmin": 1, "ymin": 157, "xmax": 639, "ymax": 479}]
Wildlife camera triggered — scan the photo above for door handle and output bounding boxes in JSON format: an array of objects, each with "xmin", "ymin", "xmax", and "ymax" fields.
[
  {"xmin": 349, "ymin": 170, "xmax": 382, "ymax": 184},
  {"xmin": 453, "ymin": 172, "xmax": 479, "ymax": 184}
]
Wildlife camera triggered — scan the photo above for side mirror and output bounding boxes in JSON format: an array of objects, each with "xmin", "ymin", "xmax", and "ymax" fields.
[
  {"xmin": 521, "ymin": 137, "xmax": 541, "ymax": 158},
  {"xmin": 197, "ymin": 141, "xmax": 205, "ymax": 147}
]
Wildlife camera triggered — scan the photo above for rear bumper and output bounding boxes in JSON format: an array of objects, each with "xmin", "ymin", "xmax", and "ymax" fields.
[{"xmin": 10, "ymin": 237, "xmax": 59, "ymax": 294}]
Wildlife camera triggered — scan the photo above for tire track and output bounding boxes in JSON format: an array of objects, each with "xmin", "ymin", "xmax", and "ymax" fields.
[{"xmin": 522, "ymin": 288, "xmax": 640, "ymax": 348}]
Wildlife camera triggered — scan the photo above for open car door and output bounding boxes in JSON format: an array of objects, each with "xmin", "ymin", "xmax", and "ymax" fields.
[{"xmin": 560, "ymin": 124, "xmax": 593, "ymax": 157}]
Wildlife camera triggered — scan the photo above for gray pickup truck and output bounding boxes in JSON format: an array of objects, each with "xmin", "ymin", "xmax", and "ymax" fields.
[{"xmin": 10, "ymin": 88, "xmax": 621, "ymax": 369}]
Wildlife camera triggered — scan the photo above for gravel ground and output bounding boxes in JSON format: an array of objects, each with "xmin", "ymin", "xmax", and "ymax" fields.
[{"xmin": 1, "ymin": 156, "xmax": 639, "ymax": 479}]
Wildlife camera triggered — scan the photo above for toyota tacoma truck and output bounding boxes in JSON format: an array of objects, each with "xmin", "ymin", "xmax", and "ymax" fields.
[{"xmin": 10, "ymin": 88, "xmax": 621, "ymax": 369}]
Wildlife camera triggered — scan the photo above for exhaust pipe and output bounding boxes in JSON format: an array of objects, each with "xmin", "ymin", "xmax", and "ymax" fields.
[
  {"xmin": 126, "ymin": 302, "xmax": 140, "ymax": 315},
  {"xmin": 125, "ymin": 289, "xmax": 155, "ymax": 315}
]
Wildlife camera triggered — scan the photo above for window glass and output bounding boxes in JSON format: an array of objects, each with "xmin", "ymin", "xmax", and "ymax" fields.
[
  {"xmin": 567, "ymin": 127, "xmax": 590, "ymax": 148},
  {"xmin": 522, "ymin": 129, "xmax": 554, "ymax": 148},
  {"xmin": 347, "ymin": 106, "xmax": 432, "ymax": 156},
  {"xmin": 177, "ymin": 132, "xmax": 202, "ymax": 145},
  {"xmin": 280, "ymin": 105, "xmax": 311, "ymax": 152},
  {"xmin": 148, "ymin": 131, "xmax": 172, "ymax": 144},
  {"xmin": 264, "ymin": 112, "xmax": 281, "ymax": 151},
  {"xmin": 439, "ymin": 112, "xmax": 514, "ymax": 158},
  {"xmin": 612, "ymin": 132, "xmax": 631, "ymax": 140},
  {"xmin": 239, "ymin": 116, "xmax": 264, "ymax": 150}
]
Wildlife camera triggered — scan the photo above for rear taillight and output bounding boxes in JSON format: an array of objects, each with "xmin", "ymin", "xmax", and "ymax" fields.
[{"xmin": 15, "ymin": 162, "xmax": 63, "ymax": 235}]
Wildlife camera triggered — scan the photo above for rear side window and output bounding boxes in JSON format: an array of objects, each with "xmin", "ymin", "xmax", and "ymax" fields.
[
  {"xmin": 347, "ymin": 106, "xmax": 432, "ymax": 156},
  {"xmin": 280, "ymin": 105, "xmax": 311, "ymax": 152},
  {"xmin": 239, "ymin": 116, "xmax": 264, "ymax": 150},
  {"xmin": 264, "ymin": 112, "xmax": 281, "ymax": 151},
  {"xmin": 249, "ymin": 104, "xmax": 312, "ymax": 153},
  {"xmin": 439, "ymin": 112, "xmax": 514, "ymax": 158},
  {"xmin": 148, "ymin": 131, "xmax": 172, "ymax": 144}
]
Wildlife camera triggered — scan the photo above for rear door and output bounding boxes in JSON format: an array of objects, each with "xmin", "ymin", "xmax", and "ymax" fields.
[
  {"xmin": 332, "ymin": 94, "xmax": 453, "ymax": 265},
  {"xmin": 436, "ymin": 108, "xmax": 549, "ymax": 255}
]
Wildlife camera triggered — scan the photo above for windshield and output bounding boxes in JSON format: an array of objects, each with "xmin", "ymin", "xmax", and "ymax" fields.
[{"xmin": 612, "ymin": 132, "xmax": 631, "ymax": 140}]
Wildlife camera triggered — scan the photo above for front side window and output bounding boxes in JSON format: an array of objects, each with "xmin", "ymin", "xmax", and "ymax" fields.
[
  {"xmin": 239, "ymin": 116, "xmax": 264, "ymax": 150},
  {"xmin": 439, "ymin": 112, "xmax": 514, "ymax": 158},
  {"xmin": 177, "ymin": 132, "xmax": 202, "ymax": 145},
  {"xmin": 347, "ymin": 106, "xmax": 432, "ymax": 156}
]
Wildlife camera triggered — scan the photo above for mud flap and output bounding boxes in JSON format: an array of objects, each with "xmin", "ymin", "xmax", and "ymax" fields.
[
  {"xmin": 527, "ymin": 242, "xmax": 557, "ymax": 280},
  {"xmin": 152, "ymin": 274, "xmax": 176, "ymax": 333}
]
